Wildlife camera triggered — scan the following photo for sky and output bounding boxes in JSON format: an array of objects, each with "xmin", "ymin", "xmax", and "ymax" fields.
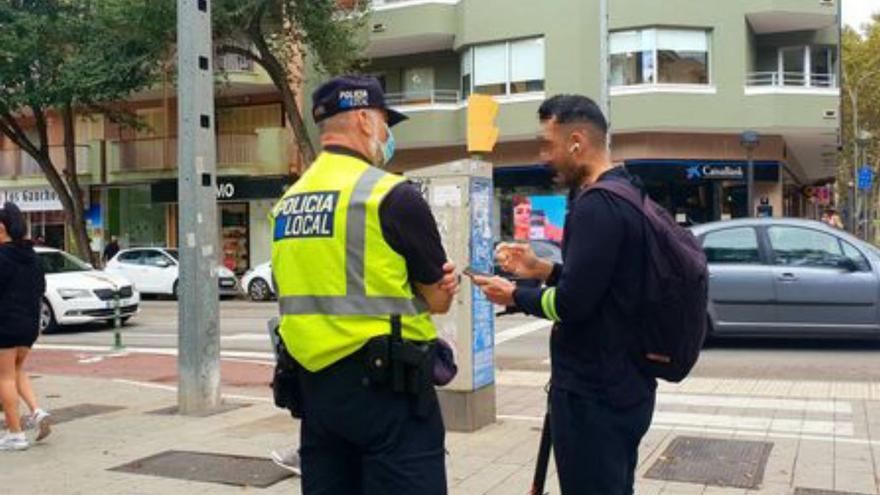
[{"xmin": 844, "ymin": 0, "xmax": 880, "ymax": 32}]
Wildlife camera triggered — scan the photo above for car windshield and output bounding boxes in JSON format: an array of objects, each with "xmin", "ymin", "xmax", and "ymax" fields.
[
  {"xmin": 165, "ymin": 249, "xmax": 179, "ymax": 261},
  {"xmin": 38, "ymin": 251, "xmax": 91, "ymax": 274}
]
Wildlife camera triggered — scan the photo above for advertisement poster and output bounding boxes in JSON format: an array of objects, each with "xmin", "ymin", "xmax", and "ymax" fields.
[
  {"xmin": 470, "ymin": 177, "xmax": 495, "ymax": 389},
  {"xmin": 513, "ymin": 194, "xmax": 565, "ymax": 243}
]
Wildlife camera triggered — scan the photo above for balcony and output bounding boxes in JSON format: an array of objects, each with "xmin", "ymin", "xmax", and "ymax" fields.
[
  {"xmin": 0, "ymin": 145, "xmax": 90, "ymax": 179},
  {"xmin": 367, "ymin": 1, "xmax": 457, "ymax": 57},
  {"xmin": 386, "ymin": 89, "xmax": 461, "ymax": 109},
  {"xmin": 746, "ymin": 71, "xmax": 838, "ymax": 94},
  {"xmin": 109, "ymin": 127, "xmax": 290, "ymax": 178},
  {"xmin": 746, "ymin": 0, "xmax": 837, "ymax": 34}
]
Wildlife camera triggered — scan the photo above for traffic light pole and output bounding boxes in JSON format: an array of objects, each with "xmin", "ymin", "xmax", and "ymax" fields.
[{"xmin": 176, "ymin": 0, "xmax": 221, "ymax": 415}]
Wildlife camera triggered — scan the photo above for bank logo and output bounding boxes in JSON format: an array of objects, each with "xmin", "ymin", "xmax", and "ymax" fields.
[
  {"xmin": 274, "ymin": 191, "xmax": 340, "ymax": 240},
  {"xmin": 686, "ymin": 166, "xmax": 702, "ymax": 180}
]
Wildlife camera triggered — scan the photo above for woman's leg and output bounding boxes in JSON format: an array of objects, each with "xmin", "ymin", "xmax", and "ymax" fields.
[
  {"xmin": 0, "ymin": 349, "xmax": 21, "ymax": 432},
  {"xmin": 14, "ymin": 347, "xmax": 39, "ymax": 414}
]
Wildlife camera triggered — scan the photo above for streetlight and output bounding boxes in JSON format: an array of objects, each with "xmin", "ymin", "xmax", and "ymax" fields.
[
  {"xmin": 740, "ymin": 131, "xmax": 760, "ymax": 218},
  {"xmin": 855, "ymin": 129, "xmax": 873, "ymax": 239}
]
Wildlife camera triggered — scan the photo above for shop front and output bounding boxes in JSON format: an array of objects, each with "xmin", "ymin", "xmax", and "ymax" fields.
[
  {"xmin": 150, "ymin": 175, "xmax": 290, "ymax": 274},
  {"xmin": 492, "ymin": 159, "xmax": 782, "ymax": 241},
  {"xmin": 0, "ymin": 185, "xmax": 68, "ymax": 249}
]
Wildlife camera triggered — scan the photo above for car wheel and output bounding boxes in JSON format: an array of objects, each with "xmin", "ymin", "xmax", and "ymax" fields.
[
  {"xmin": 248, "ymin": 278, "xmax": 272, "ymax": 302},
  {"xmin": 702, "ymin": 316, "xmax": 715, "ymax": 348},
  {"xmin": 172, "ymin": 280, "xmax": 179, "ymax": 300},
  {"xmin": 40, "ymin": 299, "xmax": 58, "ymax": 334}
]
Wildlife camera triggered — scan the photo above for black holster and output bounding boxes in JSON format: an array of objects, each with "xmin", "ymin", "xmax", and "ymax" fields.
[
  {"xmin": 363, "ymin": 314, "xmax": 435, "ymax": 418},
  {"xmin": 272, "ymin": 329, "xmax": 305, "ymax": 419}
]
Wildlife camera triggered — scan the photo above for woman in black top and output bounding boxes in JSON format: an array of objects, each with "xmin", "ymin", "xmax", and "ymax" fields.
[{"xmin": 0, "ymin": 202, "xmax": 51, "ymax": 451}]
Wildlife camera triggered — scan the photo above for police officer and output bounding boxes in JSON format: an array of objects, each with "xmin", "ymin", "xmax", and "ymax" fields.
[{"xmin": 270, "ymin": 75, "xmax": 458, "ymax": 495}]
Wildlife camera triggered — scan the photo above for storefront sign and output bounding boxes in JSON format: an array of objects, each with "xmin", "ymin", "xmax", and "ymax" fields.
[
  {"xmin": 0, "ymin": 187, "xmax": 63, "ymax": 212},
  {"xmin": 151, "ymin": 176, "xmax": 290, "ymax": 203},
  {"xmin": 686, "ymin": 164, "xmax": 745, "ymax": 181}
]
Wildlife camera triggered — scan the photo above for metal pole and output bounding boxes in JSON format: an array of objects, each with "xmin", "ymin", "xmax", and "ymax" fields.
[
  {"xmin": 747, "ymin": 150, "xmax": 755, "ymax": 218},
  {"xmin": 599, "ymin": 0, "xmax": 610, "ymax": 147},
  {"xmin": 112, "ymin": 288, "xmax": 123, "ymax": 351},
  {"xmin": 177, "ymin": 0, "xmax": 221, "ymax": 414},
  {"xmin": 852, "ymin": 88, "xmax": 859, "ymax": 234}
]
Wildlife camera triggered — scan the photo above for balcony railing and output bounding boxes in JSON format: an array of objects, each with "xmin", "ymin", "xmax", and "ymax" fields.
[
  {"xmin": 746, "ymin": 71, "xmax": 838, "ymax": 88},
  {"xmin": 116, "ymin": 133, "xmax": 259, "ymax": 172},
  {"xmin": 16, "ymin": 145, "xmax": 90, "ymax": 176},
  {"xmin": 215, "ymin": 53, "xmax": 254, "ymax": 73},
  {"xmin": 385, "ymin": 89, "xmax": 461, "ymax": 107}
]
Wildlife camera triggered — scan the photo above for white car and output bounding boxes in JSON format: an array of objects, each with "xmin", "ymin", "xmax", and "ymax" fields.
[
  {"xmin": 105, "ymin": 247, "xmax": 240, "ymax": 298},
  {"xmin": 240, "ymin": 262, "xmax": 275, "ymax": 301},
  {"xmin": 37, "ymin": 247, "xmax": 140, "ymax": 333}
]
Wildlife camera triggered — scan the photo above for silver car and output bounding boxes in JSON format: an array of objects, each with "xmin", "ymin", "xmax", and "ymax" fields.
[{"xmin": 692, "ymin": 218, "xmax": 880, "ymax": 339}]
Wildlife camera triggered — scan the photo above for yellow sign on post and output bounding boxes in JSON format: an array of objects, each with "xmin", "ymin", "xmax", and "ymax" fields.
[{"xmin": 467, "ymin": 94, "xmax": 499, "ymax": 154}]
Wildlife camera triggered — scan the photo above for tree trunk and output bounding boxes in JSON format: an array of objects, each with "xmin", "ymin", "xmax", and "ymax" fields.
[{"xmin": 61, "ymin": 105, "xmax": 96, "ymax": 265}]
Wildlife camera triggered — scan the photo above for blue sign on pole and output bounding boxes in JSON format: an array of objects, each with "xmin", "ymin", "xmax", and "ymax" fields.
[{"xmin": 858, "ymin": 166, "xmax": 874, "ymax": 191}]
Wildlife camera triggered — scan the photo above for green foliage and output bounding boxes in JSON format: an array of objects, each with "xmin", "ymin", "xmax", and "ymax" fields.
[{"xmin": 840, "ymin": 15, "xmax": 880, "ymax": 190}]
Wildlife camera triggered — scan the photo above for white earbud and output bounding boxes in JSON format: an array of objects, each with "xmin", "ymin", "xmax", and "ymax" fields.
[{"xmin": 569, "ymin": 143, "xmax": 580, "ymax": 154}]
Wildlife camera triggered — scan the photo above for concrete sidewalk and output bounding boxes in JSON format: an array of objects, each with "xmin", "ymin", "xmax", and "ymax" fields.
[{"xmin": 2, "ymin": 369, "xmax": 880, "ymax": 494}]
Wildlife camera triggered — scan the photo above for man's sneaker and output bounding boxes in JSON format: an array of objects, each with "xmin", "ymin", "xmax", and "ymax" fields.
[
  {"xmin": 0, "ymin": 432, "xmax": 28, "ymax": 451},
  {"xmin": 270, "ymin": 446, "xmax": 302, "ymax": 476},
  {"xmin": 22, "ymin": 409, "xmax": 51, "ymax": 442}
]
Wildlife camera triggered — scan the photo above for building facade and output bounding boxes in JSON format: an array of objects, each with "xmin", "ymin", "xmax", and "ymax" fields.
[
  {"xmin": 361, "ymin": 0, "xmax": 841, "ymax": 241},
  {"xmin": 0, "ymin": 53, "xmax": 300, "ymax": 272}
]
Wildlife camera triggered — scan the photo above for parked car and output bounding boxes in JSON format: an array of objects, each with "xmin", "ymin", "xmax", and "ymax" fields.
[
  {"xmin": 241, "ymin": 262, "xmax": 275, "ymax": 301},
  {"xmin": 105, "ymin": 247, "xmax": 239, "ymax": 298},
  {"xmin": 692, "ymin": 218, "xmax": 880, "ymax": 339},
  {"xmin": 37, "ymin": 247, "xmax": 140, "ymax": 333}
]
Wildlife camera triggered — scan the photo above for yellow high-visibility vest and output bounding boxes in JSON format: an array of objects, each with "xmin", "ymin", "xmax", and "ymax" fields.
[{"xmin": 270, "ymin": 151, "xmax": 437, "ymax": 371}]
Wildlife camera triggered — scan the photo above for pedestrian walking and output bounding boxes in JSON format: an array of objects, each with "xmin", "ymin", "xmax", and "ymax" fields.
[
  {"xmin": 473, "ymin": 95, "xmax": 658, "ymax": 494},
  {"xmin": 269, "ymin": 75, "xmax": 458, "ymax": 494},
  {"xmin": 103, "ymin": 236, "xmax": 120, "ymax": 264},
  {"xmin": 0, "ymin": 202, "xmax": 51, "ymax": 452}
]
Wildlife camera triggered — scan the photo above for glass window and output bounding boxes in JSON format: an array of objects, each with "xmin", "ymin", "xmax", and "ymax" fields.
[
  {"xmin": 473, "ymin": 43, "xmax": 508, "ymax": 95},
  {"xmin": 768, "ymin": 227, "xmax": 847, "ymax": 268},
  {"xmin": 610, "ymin": 29, "xmax": 655, "ymax": 86},
  {"xmin": 840, "ymin": 240, "xmax": 871, "ymax": 272},
  {"xmin": 702, "ymin": 228, "xmax": 761, "ymax": 264},
  {"xmin": 611, "ymin": 28, "xmax": 709, "ymax": 86},
  {"xmin": 142, "ymin": 250, "xmax": 173, "ymax": 268},
  {"xmin": 510, "ymin": 38, "xmax": 545, "ymax": 94},
  {"xmin": 461, "ymin": 50, "xmax": 472, "ymax": 99},
  {"xmin": 38, "ymin": 251, "xmax": 91, "ymax": 274},
  {"xmin": 118, "ymin": 251, "xmax": 142, "ymax": 265},
  {"xmin": 403, "ymin": 67, "xmax": 434, "ymax": 103},
  {"xmin": 656, "ymin": 29, "xmax": 709, "ymax": 84}
]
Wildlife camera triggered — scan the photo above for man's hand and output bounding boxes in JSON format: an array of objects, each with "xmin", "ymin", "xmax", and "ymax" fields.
[
  {"xmin": 471, "ymin": 275, "xmax": 517, "ymax": 307},
  {"xmin": 438, "ymin": 261, "xmax": 459, "ymax": 296},
  {"xmin": 495, "ymin": 242, "xmax": 554, "ymax": 281}
]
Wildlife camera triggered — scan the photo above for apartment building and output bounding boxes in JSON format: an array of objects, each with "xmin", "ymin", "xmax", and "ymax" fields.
[
  {"xmin": 0, "ymin": 53, "xmax": 300, "ymax": 272},
  {"xmin": 361, "ymin": 0, "xmax": 840, "ymax": 239}
]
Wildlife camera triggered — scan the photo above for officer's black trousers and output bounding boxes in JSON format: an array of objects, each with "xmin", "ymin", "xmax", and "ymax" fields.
[
  {"xmin": 551, "ymin": 388, "xmax": 655, "ymax": 495},
  {"xmin": 299, "ymin": 353, "xmax": 447, "ymax": 495}
]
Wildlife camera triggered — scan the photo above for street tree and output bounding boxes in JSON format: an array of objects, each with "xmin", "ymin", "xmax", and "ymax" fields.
[
  {"xmin": 839, "ymin": 14, "xmax": 880, "ymax": 226},
  {"xmin": 0, "ymin": 0, "xmax": 174, "ymax": 262},
  {"xmin": 213, "ymin": 0, "xmax": 370, "ymax": 165}
]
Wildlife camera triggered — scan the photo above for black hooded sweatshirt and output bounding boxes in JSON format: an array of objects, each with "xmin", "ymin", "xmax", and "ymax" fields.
[{"xmin": 0, "ymin": 242, "xmax": 46, "ymax": 347}]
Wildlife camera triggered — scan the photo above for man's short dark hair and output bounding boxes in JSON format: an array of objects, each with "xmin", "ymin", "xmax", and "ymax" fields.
[{"xmin": 538, "ymin": 94, "xmax": 608, "ymax": 137}]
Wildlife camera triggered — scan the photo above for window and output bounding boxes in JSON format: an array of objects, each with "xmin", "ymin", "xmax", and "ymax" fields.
[
  {"xmin": 143, "ymin": 250, "xmax": 173, "ymax": 268},
  {"xmin": 403, "ymin": 67, "xmax": 435, "ymax": 103},
  {"xmin": 118, "ymin": 251, "xmax": 142, "ymax": 265},
  {"xmin": 768, "ymin": 227, "xmax": 848, "ymax": 269},
  {"xmin": 702, "ymin": 228, "xmax": 761, "ymax": 264},
  {"xmin": 461, "ymin": 37, "xmax": 545, "ymax": 98},
  {"xmin": 37, "ymin": 252, "xmax": 90, "ymax": 274},
  {"xmin": 611, "ymin": 28, "xmax": 709, "ymax": 86},
  {"xmin": 840, "ymin": 240, "xmax": 871, "ymax": 272}
]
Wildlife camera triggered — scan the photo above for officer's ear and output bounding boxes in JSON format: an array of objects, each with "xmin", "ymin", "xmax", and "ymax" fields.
[{"xmin": 355, "ymin": 110, "xmax": 374, "ymax": 137}]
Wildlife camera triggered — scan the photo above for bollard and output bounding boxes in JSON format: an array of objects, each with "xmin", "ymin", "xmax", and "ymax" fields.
[{"xmin": 112, "ymin": 288, "xmax": 124, "ymax": 351}]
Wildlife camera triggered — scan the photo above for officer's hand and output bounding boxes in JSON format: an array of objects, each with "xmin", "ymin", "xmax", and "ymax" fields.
[
  {"xmin": 495, "ymin": 242, "xmax": 548, "ymax": 280},
  {"xmin": 438, "ymin": 261, "xmax": 459, "ymax": 296},
  {"xmin": 471, "ymin": 275, "xmax": 516, "ymax": 307}
]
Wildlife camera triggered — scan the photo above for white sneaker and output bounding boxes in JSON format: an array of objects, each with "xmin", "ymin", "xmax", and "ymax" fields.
[
  {"xmin": 0, "ymin": 432, "xmax": 28, "ymax": 451},
  {"xmin": 270, "ymin": 446, "xmax": 302, "ymax": 476},
  {"xmin": 22, "ymin": 409, "xmax": 51, "ymax": 442}
]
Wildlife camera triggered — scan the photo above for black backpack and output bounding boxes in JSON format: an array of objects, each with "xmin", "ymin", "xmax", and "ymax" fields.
[{"xmin": 589, "ymin": 180, "xmax": 709, "ymax": 383}]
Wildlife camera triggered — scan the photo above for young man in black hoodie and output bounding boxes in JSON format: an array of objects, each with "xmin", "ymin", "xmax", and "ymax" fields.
[
  {"xmin": 0, "ymin": 202, "xmax": 51, "ymax": 451},
  {"xmin": 474, "ymin": 95, "xmax": 654, "ymax": 494}
]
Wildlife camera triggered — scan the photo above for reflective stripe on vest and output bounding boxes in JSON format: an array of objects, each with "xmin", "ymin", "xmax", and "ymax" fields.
[{"xmin": 277, "ymin": 166, "xmax": 426, "ymax": 316}]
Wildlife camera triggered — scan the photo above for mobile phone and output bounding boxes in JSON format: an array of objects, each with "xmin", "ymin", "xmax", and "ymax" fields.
[{"xmin": 463, "ymin": 266, "xmax": 493, "ymax": 278}]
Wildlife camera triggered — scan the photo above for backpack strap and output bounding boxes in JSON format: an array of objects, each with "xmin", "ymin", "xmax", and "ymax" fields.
[{"xmin": 585, "ymin": 179, "xmax": 646, "ymax": 213}]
